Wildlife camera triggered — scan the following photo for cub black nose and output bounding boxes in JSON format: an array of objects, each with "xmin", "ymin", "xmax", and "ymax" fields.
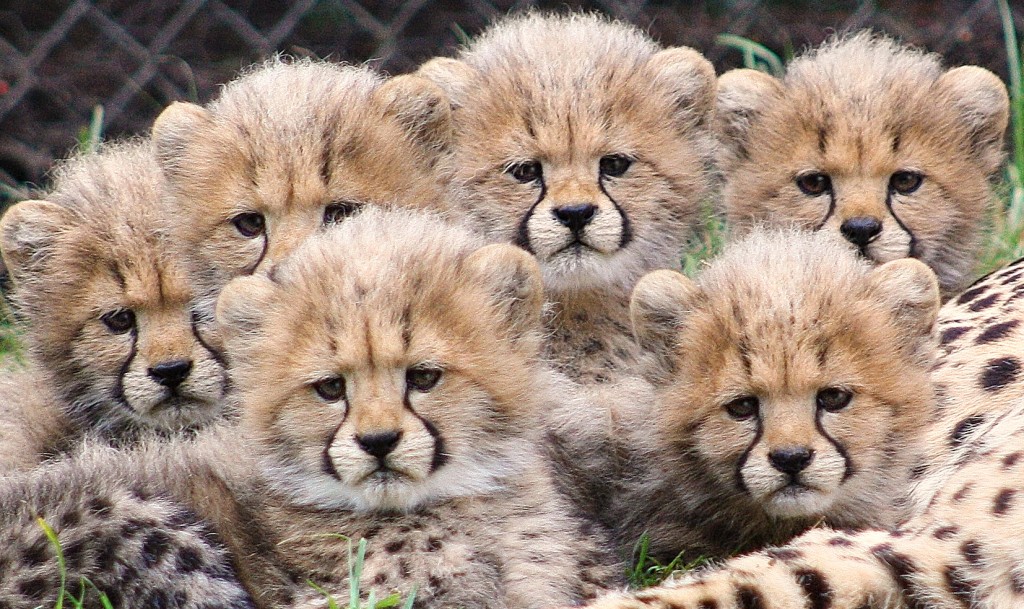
[
  {"xmin": 357, "ymin": 431, "xmax": 402, "ymax": 459},
  {"xmin": 768, "ymin": 446, "xmax": 815, "ymax": 475},
  {"xmin": 148, "ymin": 359, "xmax": 193, "ymax": 388},
  {"xmin": 840, "ymin": 216, "xmax": 882, "ymax": 248},
  {"xmin": 553, "ymin": 204, "xmax": 597, "ymax": 234}
]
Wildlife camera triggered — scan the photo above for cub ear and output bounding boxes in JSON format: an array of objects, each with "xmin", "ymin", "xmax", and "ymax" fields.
[
  {"xmin": 645, "ymin": 46, "xmax": 717, "ymax": 132},
  {"xmin": 630, "ymin": 269, "xmax": 702, "ymax": 383},
  {"xmin": 376, "ymin": 74, "xmax": 454, "ymax": 154},
  {"xmin": 935, "ymin": 66, "xmax": 1009, "ymax": 175},
  {"xmin": 151, "ymin": 101, "xmax": 215, "ymax": 178},
  {"xmin": 215, "ymin": 274, "xmax": 280, "ymax": 345},
  {"xmin": 868, "ymin": 258, "xmax": 941, "ymax": 349},
  {"xmin": 464, "ymin": 243, "xmax": 544, "ymax": 340},
  {"xmin": 415, "ymin": 57, "xmax": 475, "ymax": 109},
  {"xmin": 715, "ymin": 68, "xmax": 784, "ymax": 170},
  {"xmin": 0, "ymin": 200, "xmax": 73, "ymax": 282}
]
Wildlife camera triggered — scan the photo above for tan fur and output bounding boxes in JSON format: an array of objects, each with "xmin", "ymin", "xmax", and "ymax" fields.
[
  {"xmin": 0, "ymin": 140, "xmax": 226, "ymax": 459},
  {"xmin": 152, "ymin": 57, "xmax": 451, "ymax": 312},
  {"xmin": 606, "ymin": 228, "xmax": 939, "ymax": 563},
  {"xmin": 418, "ymin": 12, "xmax": 717, "ymax": 384},
  {"xmin": 574, "ymin": 257, "xmax": 1024, "ymax": 609},
  {"xmin": 0, "ymin": 209, "xmax": 619, "ymax": 607},
  {"xmin": 717, "ymin": 32, "xmax": 1008, "ymax": 297},
  {"xmin": 0, "ymin": 366, "xmax": 71, "ymax": 471}
]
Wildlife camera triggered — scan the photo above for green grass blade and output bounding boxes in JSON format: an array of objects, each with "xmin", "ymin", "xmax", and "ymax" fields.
[
  {"xmin": 715, "ymin": 34, "xmax": 784, "ymax": 77},
  {"xmin": 36, "ymin": 517, "xmax": 66, "ymax": 609},
  {"xmin": 998, "ymin": 0, "xmax": 1024, "ymax": 183},
  {"xmin": 400, "ymin": 585, "xmax": 418, "ymax": 609}
]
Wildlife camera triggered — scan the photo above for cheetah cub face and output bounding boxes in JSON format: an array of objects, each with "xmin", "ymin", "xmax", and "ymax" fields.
[
  {"xmin": 152, "ymin": 59, "xmax": 451, "ymax": 302},
  {"xmin": 419, "ymin": 13, "xmax": 716, "ymax": 293},
  {"xmin": 717, "ymin": 32, "xmax": 1008, "ymax": 296},
  {"xmin": 216, "ymin": 209, "xmax": 544, "ymax": 512},
  {"xmin": 0, "ymin": 142, "xmax": 226, "ymax": 436},
  {"xmin": 632, "ymin": 229, "xmax": 940, "ymax": 523}
]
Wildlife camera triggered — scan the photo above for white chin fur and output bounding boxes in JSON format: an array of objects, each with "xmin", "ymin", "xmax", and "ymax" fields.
[
  {"xmin": 760, "ymin": 485, "xmax": 836, "ymax": 519},
  {"xmin": 265, "ymin": 439, "xmax": 529, "ymax": 512}
]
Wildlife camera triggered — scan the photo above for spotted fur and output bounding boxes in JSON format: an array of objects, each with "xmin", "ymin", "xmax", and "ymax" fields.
[
  {"xmin": 575, "ymin": 258, "xmax": 1024, "ymax": 609},
  {"xmin": 717, "ymin": 31, "xmax": 1008, "ymax": 297}
]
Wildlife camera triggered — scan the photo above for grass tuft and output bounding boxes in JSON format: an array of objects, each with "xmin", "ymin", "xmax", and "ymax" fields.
[
  {"xmin": 628, "ymin": 534, "xmax": 710, "ymax": 589},
  {"xmin": 38, "ymin": 517, "xmax": 114, "ymax": 609},
  {"xmin": 307, "ymin": 536, "xmax": 417, "ymax": 609}
]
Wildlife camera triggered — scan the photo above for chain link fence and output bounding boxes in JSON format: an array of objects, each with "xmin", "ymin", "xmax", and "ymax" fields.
[{"xmin": 1, "ymin": 0, "xmax": 1022, "ymax": 198}]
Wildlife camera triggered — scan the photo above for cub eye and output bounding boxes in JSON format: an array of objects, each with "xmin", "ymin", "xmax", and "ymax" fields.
[
  {"xmin": 506, "ymin": 161, "xmax": 542, "ymax": 184},
  {"xmin": 599, "ymin": 154, "xmax": 633, "ymax": 178},
  {"xmin": 231, "ymin": 212, "xmax": 265, "ymax": 238},
  {"xmin": 323, "ymin": 202, "xmax": 360, "ymax": 225},
  {"xmin": 889, "ymin": 171, "xmax": 923, "ymax": 195},
  {"xmin": 101, "ymin": 309, "xmax": 136, "ymax": 334},
  {"xmin": 816, "ymin": 388, "xmax": 853, "ymax": 412},
  {"xmin": 795, "ymin": 172, "xmax": 832, "ymax": 196},
  {"xmin": 313, "ymin": 376, "xmax": 346, "ymax": 402},
  {"xmin": 724, "ymin": 396, "xmax": 759, "ymax": 421},
  {"xmin": 406, "ymin": 366, "xmax": 443, "ymax": 392}
]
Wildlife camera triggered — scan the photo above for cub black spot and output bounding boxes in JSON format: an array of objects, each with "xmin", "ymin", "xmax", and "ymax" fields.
[
  {"xmin": 736, "ymin": 585, "xmax": 764, "ymax": 609},
  {"xmin": 176, "ymin": 546, "xmax": 205, "ymax": 572},
  {"xmin": 141, "ymin": 529, "xmax": 171, "ymax": 567},
  {"xmin": 932, "ymin": 525, "xmax": 959, "ymax": 540},
  {"xmin": 956, "ymin": 285, "xmax": 988, "ymax": 305},
  {"xmin": 994, "ymin": 488, "xmax": 1016, "ymax": 515},
  {"xmin": 977, "ymin": 320, "xmax": 1020, "ymax": 344},
  {"xmin": 968, "ymin": 293, "xmax": 999, "ymax": 312},
  {"xmin": 794, "ymin": 569, "xmax": 832, "ymax": 609},
  {"xmin": 980, "ymin": 357, "xmax": 1021, "ymax": 392},
  {"xmin": 939, "ymin": 326, "xmax": 970, "ymax": 345},
  {"xmin": 944, "ymin": 566, "xmax": 977, "ymax": 603},
  {"xmin": 766, "ymin": 547, "xmax": 802, "ymax": 560},
  {"xmin": 950, "ymin": 415, "xmax": 986, "ymax": 447},
  {"xmin": 960, "ymin": 540, "xmax": 982, "ymax": 565}
]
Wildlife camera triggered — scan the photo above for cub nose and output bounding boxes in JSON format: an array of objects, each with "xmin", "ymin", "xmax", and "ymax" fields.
[
  {"xmin": 553, "ymin": 203, "xmax": 597, "ymax": 234},
  {"xmin": 147, "ymin": 359, "xmax": 193, "ymax": 388},
  {"xmin": 357, "ymin": 431, "xmax": 402, "ymax": 459},
  {"xmin": 768, "ymin": 446, "xmax": 815, "ymax": 475},
  {"xmin": 839, "ymin": 216, "xmax": 883, "ymax": 248}
]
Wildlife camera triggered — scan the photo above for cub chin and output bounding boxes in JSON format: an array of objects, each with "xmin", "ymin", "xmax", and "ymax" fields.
[
  {"xmin": 611, "ymin": 228, "xmax": 940, "ymax": 562},
  {"xmin": 717, "ymin": 31, "xmax": 1008, "ymax": 297}
]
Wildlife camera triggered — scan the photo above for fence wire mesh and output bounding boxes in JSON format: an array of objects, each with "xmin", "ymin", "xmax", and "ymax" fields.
[{"xmin": 1, "ymin": 0, "xmax": 1022, "ymax": 197}]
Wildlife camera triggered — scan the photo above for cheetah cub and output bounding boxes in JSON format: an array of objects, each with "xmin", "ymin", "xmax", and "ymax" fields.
[
  {"xmin": 217, "ymin": 208, "xmax": 619, "ymax": 607},
  {"xmin": 717, "ymin": 32, "xmax": 1008, "ymax": 297},
  {"xmin": 418, "ymin": 12, "xmax": 716, "ymax": 384},
  {"xmin": 152, "ymin": 57, "xmax": 451, "ymax": 315},
  {"xmin": 0, "ymin": 140, "xmax": 226, "ymax": 469},
  {"xmin": 575, "ymin": 258, "xmax": 1024, "ymax": 609},
  {"xmin": 608, "ymin": 228, "xmax": 940, "ymax": 563},
  {"xmin": 0, "ymin": 209, "xmax": 619, "ymax": 607}
]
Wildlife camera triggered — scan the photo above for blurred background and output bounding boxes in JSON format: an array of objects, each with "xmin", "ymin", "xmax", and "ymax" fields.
[{"xmin": 1, "ymin": 0, "xmax": 1022, "ymax": 201}]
